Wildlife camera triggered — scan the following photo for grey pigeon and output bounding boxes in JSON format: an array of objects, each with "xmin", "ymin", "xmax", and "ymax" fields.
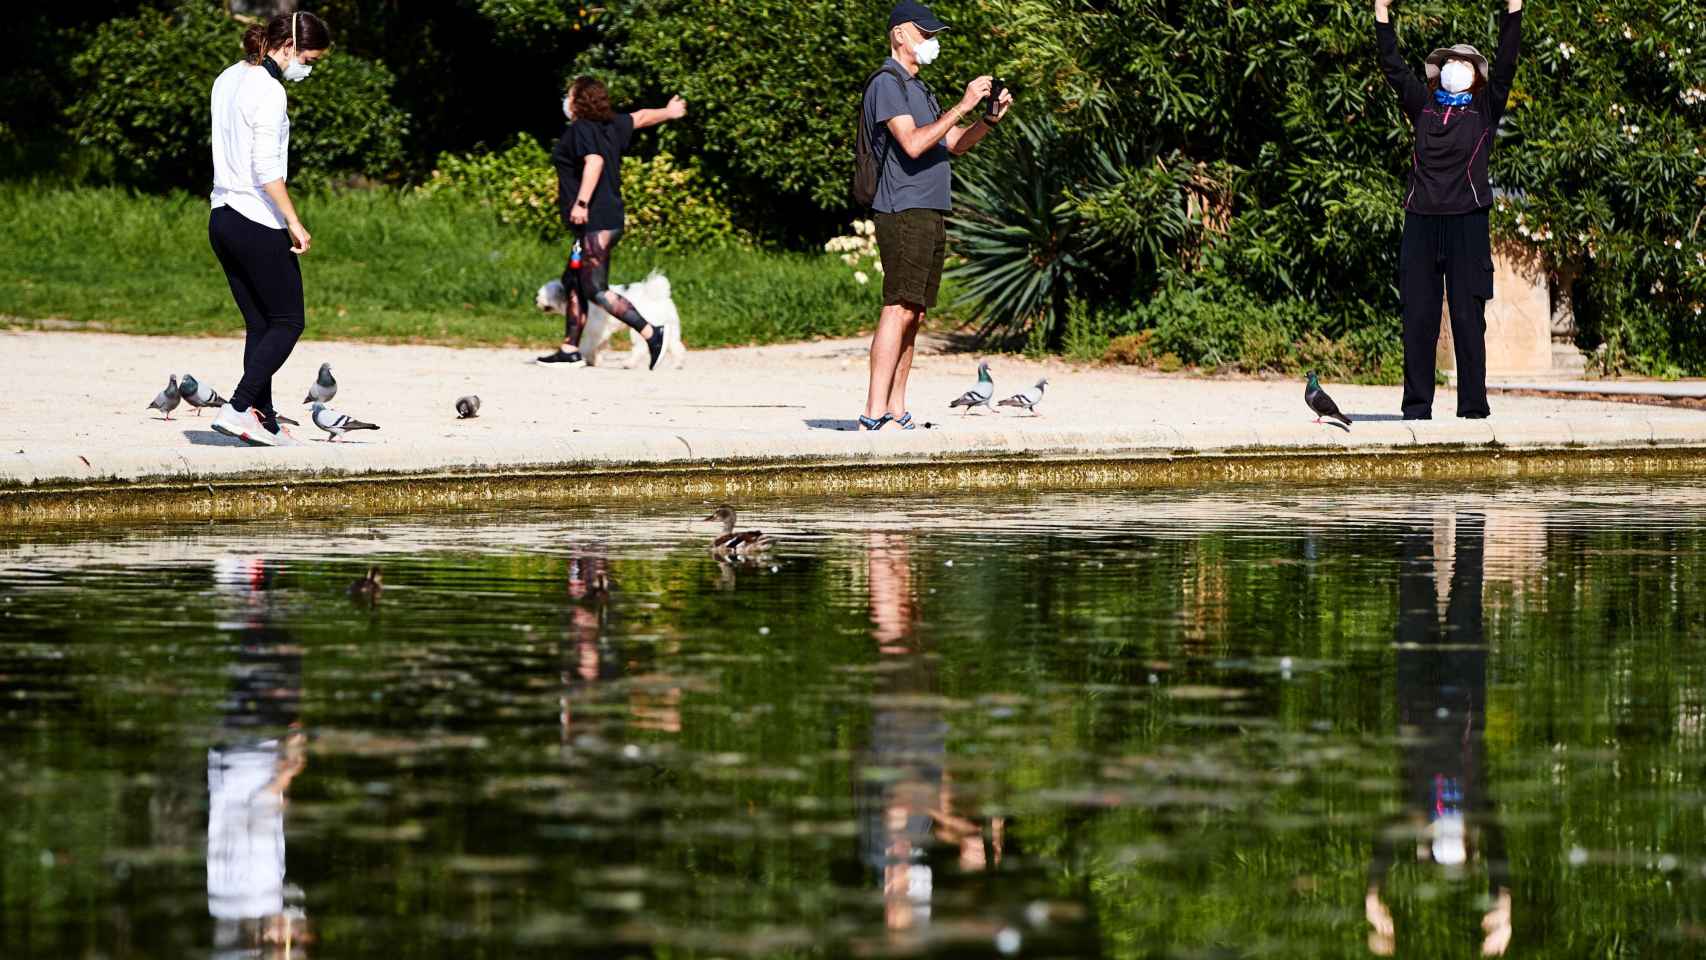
[
  {"xmin": 1305, "ymin": 371, "xmax": 1351, "ymax": 428},
  {"xmin": 309, "ymin": 401, "xmax": 379, "ymax": 441},
  {"xmin": 177, "ymin": 373, "xmax": 226, "ymax": 416},
  {"xmin": 949, "ymin": 360, "xmax": 995, "ymax": 414},
  {"xmin": 147, "ymin": 374, "xmax": 181, "ymax": 420},
  {"xmin": 455, "ymin": 395, "xmax": 481, "ymax": 419},
  {"xmin": 303, "ymin": 362, "xmax": 336, "ymax": 404},
  {"xmin": 997, "ymin": 377, "xmax": 1048, "ymax": 415}
]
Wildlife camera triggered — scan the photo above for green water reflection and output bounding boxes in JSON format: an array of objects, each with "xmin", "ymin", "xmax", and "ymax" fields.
[{"xmin": 2, "ymin": 484, "xmax": 1704, "ymax": 959}]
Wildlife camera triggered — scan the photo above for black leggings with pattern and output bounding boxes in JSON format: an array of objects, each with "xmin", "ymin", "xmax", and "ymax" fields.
[{"xmin": 560, "ymin": 228, "xmax": 649, "ymax": 344}]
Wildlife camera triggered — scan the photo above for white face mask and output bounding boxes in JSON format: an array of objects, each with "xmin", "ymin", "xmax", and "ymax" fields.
[
  {"xmin": 1440, "ymin": 60, "xmax": 1474, "ymax": 94},
  {"xmin": 913, "ymin": 36, "xmax": 940, "ymax": 66},
  {"xmin": 563, "ymin": 96, "xmax": 573, "ymax": 120},
  {"xmin": 282, "ymin": 14, "xmax": 312, "ymax": 82}
]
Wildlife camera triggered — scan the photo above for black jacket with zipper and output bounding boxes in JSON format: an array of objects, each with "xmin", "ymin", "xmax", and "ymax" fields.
[{"xmin": 1377, "ymin": 11, "xmax": 1523, "ymax": 216}]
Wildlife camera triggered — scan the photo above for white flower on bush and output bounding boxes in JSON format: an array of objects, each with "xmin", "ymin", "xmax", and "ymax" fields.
[
  {"xmin": 826, "ymin": 220, "xmax": 881, "ymax": 280},
  {"xmin": 1684, "ymin": 87, "xmax": 1706, "ymax": 106},
  {"xmin": 1557, "ymin": 41, "xmax": 1577, "ymax": 60}
]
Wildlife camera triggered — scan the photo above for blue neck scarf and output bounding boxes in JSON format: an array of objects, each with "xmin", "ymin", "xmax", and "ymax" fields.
[{"xmin": 1435, "ymin": 88, "xmax": 1474, "ymax": 107}]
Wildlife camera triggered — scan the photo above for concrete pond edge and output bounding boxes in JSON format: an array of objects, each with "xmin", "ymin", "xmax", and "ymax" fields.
[{"xmin": 5, "ymin": 441, "xmax": 1706, "ymax": 530}]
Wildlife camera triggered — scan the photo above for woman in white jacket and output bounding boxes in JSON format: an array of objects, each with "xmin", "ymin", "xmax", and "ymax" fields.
[{"xmin": 208, "ymin": 12, "xmax": 330, "ymax": 447}]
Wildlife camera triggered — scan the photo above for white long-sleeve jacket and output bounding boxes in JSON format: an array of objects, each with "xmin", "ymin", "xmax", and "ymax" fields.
[{"xmin": 209, "ymin": 61, "xmax": 290, "ymax": 229}]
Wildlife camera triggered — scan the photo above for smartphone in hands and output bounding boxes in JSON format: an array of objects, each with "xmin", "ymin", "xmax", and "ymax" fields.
[{"xmin": 985, "ymin": 78, "xmax": 1005, "ymax": 120}]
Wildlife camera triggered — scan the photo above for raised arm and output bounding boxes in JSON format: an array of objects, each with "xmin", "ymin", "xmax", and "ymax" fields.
[
  {"xmin": 1488, "ymin": 3, "xmax": 1524, "ymax": 122},
  {"xmin": 1374, "ymin": 1, "xmax": 1429, "ymax": 118},
  {"xmin": 884, "ymin": 75, "xmax": 992, "ymax": 160},
  {"xmin": 631, "ymin": 95, "xmax": 687, "ymax": 131}
]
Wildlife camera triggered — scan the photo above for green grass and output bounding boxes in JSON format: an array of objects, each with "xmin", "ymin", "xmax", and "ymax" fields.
[{"xmin": 0, "ymin": 184, "xmax": 939, "ymax": 348}]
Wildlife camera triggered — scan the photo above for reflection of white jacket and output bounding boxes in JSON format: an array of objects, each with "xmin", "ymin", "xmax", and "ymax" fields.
[{"xmin": 207, "ymin": 743, "xmax": 286, "ymax": 920}]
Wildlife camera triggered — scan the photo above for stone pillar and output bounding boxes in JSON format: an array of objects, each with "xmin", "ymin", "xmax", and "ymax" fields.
[{"xmin": 1437, "ymin": 243, "xmax": 1586, "ymax": 378}]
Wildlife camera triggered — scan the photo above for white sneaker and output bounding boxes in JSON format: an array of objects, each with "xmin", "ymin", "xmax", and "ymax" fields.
[{"xmin": 211, "ymin": 404, "xmax": 280, "ymax": 447}]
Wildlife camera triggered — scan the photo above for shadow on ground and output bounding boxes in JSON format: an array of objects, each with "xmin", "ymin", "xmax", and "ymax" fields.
[{"xmin": 183, "ymin": 430, "xmax": 245, "ymax": 447}]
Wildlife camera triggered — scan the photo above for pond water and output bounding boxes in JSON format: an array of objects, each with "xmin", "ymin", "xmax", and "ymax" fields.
[{"xmin": 3, "ymin": 481, "xmax": 1705, "ymax": 959}]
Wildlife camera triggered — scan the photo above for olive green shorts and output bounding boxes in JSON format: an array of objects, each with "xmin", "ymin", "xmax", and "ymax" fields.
[{"xmin": 874, "ymin": 208, "xmax": 947, "ymax": 310}]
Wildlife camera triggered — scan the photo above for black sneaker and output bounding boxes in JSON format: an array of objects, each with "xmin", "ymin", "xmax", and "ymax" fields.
[
  {"xmin": 536, "ymin": 349, "xmax": 585, "ymax": 366},
  {"xmin": 646, "ymin": 329, "xmax": 665, "ymax": 370}
]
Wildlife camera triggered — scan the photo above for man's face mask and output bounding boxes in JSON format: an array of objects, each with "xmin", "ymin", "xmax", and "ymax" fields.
[
  {"xmin": 912, "ymin": 29, "xmax": 940, "ymax": 66},
  {"xmin": 1440, "ymin": 60, "xmax": 1475, "ymax": 94}
]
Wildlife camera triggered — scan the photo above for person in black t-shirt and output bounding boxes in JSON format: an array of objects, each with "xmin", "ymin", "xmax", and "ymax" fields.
[{"xmin": 536, "ymin": 76, "xmax": 687, "ymax": 370}]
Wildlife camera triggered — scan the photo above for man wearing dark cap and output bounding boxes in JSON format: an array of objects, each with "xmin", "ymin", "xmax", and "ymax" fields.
[{"xmin": 857, "ymin": 0, "xmax": 1014, "ymax": 432}]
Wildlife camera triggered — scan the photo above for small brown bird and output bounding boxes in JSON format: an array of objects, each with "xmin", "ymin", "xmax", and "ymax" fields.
[
  {"xmin": 348, "ymin": 565, "xmax": 382, "ymax": 602},
  {"xmin": 705, "ymin": 505, "xmax": 773, "ymax": 559}
]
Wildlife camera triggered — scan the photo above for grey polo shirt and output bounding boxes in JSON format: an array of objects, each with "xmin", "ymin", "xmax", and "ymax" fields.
[{"xmin": 863, "ymin": 58, "xmax": 952, "ymax": 214}]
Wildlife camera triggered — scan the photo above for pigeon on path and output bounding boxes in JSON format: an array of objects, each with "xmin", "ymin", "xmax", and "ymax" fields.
[
  {"xmin": 303, "ymin": 362, "xmax": 337, "ymax": 404},
  {"xmin": 949, "ymin": 360, "xmax": 996, "ymax": 414},
  {"xmin": 997, "ymin": 378, "xmax": 1048, "ymax": 415},
  {"xmin": 455, "ymin": 395, "xmax": 481, "ymax": 419},
  {"xmin": 1305, "ymin": 371, "xmax": 1352, "ymax": 428},
  {"xmin": 178, "ymin": 373, "xmax": 226, "ymax": 416},
  {"xmin": 147, "ymin": 375, "xmax": 181, "ymax": 420},
  {"xmin": 310, "ymin": 402, "xmax": 379, "ymax": 441}
]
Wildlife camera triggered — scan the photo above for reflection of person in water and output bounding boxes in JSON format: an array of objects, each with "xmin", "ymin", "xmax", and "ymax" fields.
[
  {"xmin": 853, "ymin": 534, "xmax": 1004, "ymax": 937},
  {"xmin": 560, "ymin": 553, "xmax": 618, "ymax": 743},
  {"xmin": 207, "ymin": 557, "xmax": 310, "ymax": 958},
  {"xmin": 1366, "ymin": 516, "xmax": 1511, "ymax": 957},
  {"xmin": 558, "ymin": 552, "xmax": 680, "ymax": 742}
]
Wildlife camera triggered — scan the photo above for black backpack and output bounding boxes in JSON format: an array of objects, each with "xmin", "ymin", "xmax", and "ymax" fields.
[{"xmin": 852, "ymin": 63, "xmax": 910, "ymax": 208}]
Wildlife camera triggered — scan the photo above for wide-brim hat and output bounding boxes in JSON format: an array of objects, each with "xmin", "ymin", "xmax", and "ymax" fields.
[{"xmin": 1425, "ymin": 44, "xmax": 1489, "ymax": 83}]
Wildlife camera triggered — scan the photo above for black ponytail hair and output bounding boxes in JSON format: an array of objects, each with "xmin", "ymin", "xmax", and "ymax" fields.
[{"xmin": 242, "ymin": 11, "xmax": 331, "ymax": 65}]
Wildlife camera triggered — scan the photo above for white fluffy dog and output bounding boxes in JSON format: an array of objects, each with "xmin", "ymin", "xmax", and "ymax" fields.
[{"xmin": 535, "ymin": 271, "xmax": 686, "ymax": 369}]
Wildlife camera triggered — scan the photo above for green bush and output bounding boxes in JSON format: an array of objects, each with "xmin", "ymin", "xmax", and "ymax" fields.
[
  {"xmin": 1072, "ymin": 275, "xmax": 1399, "ymax": 382},
  {"xmin": 65, "ymin": 0, "xmax": 408, "ymax": 189},
  {"xmin": 576, "ymin": 0, "xmax": 1004, "ymax": 241},
  {"xmin": 422, "ymin": 137, "xmax": 746, "ymax": 250}
]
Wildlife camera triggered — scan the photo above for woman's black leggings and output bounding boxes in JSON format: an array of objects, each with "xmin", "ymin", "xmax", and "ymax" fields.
[
  {"xmin": 559, "ymin": 228, "xmax": 649, "ymax": 343},
  {"xmin": 1399, "ymin": 210, "xmax": 1493, "ymax": 420},
  {"xmin": 209, "ymin": 206, "xmax": 305, "ymax": 417}
]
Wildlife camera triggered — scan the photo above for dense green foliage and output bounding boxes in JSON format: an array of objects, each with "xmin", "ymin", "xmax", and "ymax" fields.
[
  {"xmin": 952, "ymin": 0, "xmax": 1706, "ymax": 372},
  {"xmin": 568, "ymin": 0, "xmax": 1004, "ymax": 242},
  {"xmin": 0, "ymin": 184, "xmax": 898, "ymax": 347},
  {"xmin": 421, "ymin": 138, "xmax": 746, "ymax": 250},
  {"xmin": 66, "ymin": 2, "xmax": 408, "ymax": 189}
]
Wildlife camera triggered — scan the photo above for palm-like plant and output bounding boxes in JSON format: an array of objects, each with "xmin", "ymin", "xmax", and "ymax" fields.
[{"xmin": 949, "ymin": 117, "xmax": 1132, "ymax": 347}]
